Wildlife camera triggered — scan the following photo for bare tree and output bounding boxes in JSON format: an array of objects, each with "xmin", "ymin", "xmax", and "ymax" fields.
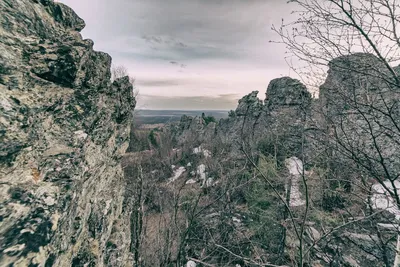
[
  {"xmin": 111, "ymin": 64, "xmax": 139, "ymax": 98},
  {"xmin": 273, "ymin": 0, "xmax": 400, "ymax": 89},
  {"xmin": 273, "ymin": 0, "xmax": 400, "ymax": 206},
  {"xmin": 274, "ymin": 0, "xmax": 400, "ymax": 265}
]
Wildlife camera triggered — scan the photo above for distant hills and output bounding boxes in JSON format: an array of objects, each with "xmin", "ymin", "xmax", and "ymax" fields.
[{"xmin": 134, "ymin": 109, "xmax": 229, "ymax": 125}]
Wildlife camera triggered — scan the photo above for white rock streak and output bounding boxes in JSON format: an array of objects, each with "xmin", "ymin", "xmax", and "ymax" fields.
[
  {"xmin": 197, "ymin": 164, "xmax": 206, "ymax": 180},
  {"xmin": 196, "ymin": 164, "xmax": 207, "ymax": 187},
  {"xmin": 370, "ymin": 180, "xmax": 400, "ymax": 266},
  {"xmin": 193, "ymin": 147, "xmax": 202, "ymax": 154},
  {"xmin": 285, "ymin": 157, "xmax": 306, "ymax": 207},
  {"xmin": 370, "ymin": 180, "xmax": 400, "ymax": 219},
  {"xmin": 186, "ymin": 260, "xmax": 197, "ymax": 267},
  {"xmin": 203, "ymin": 149, "xmax": 212, "ymax": 158},
  {"xmin": 168, "ymin": 166, "xmax": 186, "ymax": 183},
  {"xmin": 185, "ymin": 178, "xmax": 197, "ymax": 185},
  {"xmin": 193, "ymin": 146, "xmax": 211, "ymax": 158}
]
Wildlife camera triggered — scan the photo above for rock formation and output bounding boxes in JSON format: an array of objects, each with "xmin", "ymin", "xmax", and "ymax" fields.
[
  {"xmin": 169, "ymin": 76, "xmax": 311, "ymax": 161},
  {"xmin": 152, "ymin": 56, "xmax": 400, "ymax": 266},
  {"xmin": 0, "ymin": 1, "xmax": 135, "ymax": 266},
  {"xmin": 320, "ymin": 53, "xmax": 400, "ymax": 182},
  {"xmin": 1, "ymin": 0, "xmax": 399, "ymax": 266}
]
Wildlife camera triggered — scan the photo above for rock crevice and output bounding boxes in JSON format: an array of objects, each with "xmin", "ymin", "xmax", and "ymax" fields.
[{"xmin": 0, "ymin": 1, "xmax": 135, "ymax": 266}]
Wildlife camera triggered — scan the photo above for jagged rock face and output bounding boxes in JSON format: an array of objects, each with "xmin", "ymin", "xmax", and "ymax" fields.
[
  {"xmin": 165, "ymin": 77, "xmax": 312, "ymax": 162},
  {"xmin": 264, "ymin": 77, "xmax": 312, "ymax": 159},
  {"xmin": 235, "ymin": 90, "xmax": 263, "ymax": 117},
  {"xmin": 320, "ymin": 53, "xmax": 394, "ymax": 118},
  {"xmin": 0, "ymin": 1, "xmax": 135, "ymax": 266},
  {"xmin": 168, "ymin": 115, "xmax": 217, "ymax": 147},
  {"xmin": 213, "ymin": 77, "xmax": 311, "ymax": 158},
  {"xmin": 266, "ymin": 76, "xmax": 311, "ymax": 109},
  {"xmin": 215, "ymin": 90, "xmax": 266, "ymax": 155},
  {"xmin": 320, "ymin": 53, "xmax": 400, "ymax": 180}
]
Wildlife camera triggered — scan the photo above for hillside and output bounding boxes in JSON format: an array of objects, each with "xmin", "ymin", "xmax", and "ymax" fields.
[
  {"xmin": 124, "ymin": 56, "xmax": 400, "ymax": 266},
  {"xmin": 1, "ymin": 1, "xmax": 400, "ymax": 267}
]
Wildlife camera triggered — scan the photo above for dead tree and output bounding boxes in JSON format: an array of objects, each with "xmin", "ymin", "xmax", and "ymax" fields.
[{"xmin": 274, "ymin": 0, "xmax": 400, "ymax": 265}]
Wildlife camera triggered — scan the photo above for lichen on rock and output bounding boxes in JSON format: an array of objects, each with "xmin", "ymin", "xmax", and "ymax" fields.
[{"xmin": 0, "ymin": 0, "xmax": 135, "ymax": 266}]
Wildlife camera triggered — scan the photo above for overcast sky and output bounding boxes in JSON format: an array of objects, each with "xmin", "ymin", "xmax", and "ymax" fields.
[{"xmin": 58, "ymin": 0, "xmax": 295, "ymax": 110}]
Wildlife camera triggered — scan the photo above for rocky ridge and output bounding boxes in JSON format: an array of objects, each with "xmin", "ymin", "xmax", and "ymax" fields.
[
  {"xmin": 0, "ymin": 1, "xmax": 135, "ymax": 266},
  {"xmin": 154, "ymin": 53, "xmax": 400, "ymax": 266},
  {"xmin": 0, "ymin": 0, "xmax": 399, "ymax": 266},
  {"xmin": 171, "ymin": 76, "xmax": 312, "ymax": 161}
]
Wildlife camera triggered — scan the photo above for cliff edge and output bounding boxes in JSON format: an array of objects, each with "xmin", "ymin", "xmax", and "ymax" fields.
[{"xmin": 0, "ymin": 1, "xmax": 135, "ymax": 266}]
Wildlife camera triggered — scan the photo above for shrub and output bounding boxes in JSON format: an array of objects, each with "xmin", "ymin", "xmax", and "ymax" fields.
[
  {"xmin": 322, "ymin": 192, "xmax": 346, "ymax": 212},
  {"xmin": 228, "ymin": 110, "xmax": 236, "ymax": 118},
  {"xmin": 148, "ymin": 130, "xmax": 158, "ymax": 148},
  {"xmin": 257, "ymin": 135, "xmax": 292, "ymax": 166},
  {"xmin": 201, "ymin": 113, "xmax": 216, "ymax": 125}
]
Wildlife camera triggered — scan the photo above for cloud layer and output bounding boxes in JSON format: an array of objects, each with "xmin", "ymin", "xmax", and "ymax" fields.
[
  {"xmin": 58, "ymin": 0, "xmax": 295, "ymax": 109},
  {"xmin": 138, "ymin": 94, "xmax": 241, "ymax": 110}
]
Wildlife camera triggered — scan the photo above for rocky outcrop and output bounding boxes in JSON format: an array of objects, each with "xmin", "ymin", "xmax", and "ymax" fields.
[
  {"xmin": 266, "ymin": 76, "xmax": 311, "ymax": 109},
  {"xmin": 0, "ymin": 1, "xmax": 135, "ymax": 266},
  {"xmin": 166, "ymin": 77, "xmax": 312, "ymax": 161},
  {"xmin": 320, "ymin": 53, "xmax": 395, "ymax": 119},
  {"xmin": 117, "ymin": 51, "xmax": 400, "ymax": 266},
  {"xmin": 173, "ymin": 115, "xmax": 217, "ymax": 145},
  {"xmin": 234, "ymin": 90, "xmax": 263, "ymax": 117},
  {"xmin": 214, "ymin": 76, "xmax": 311, "ymax": 159},
  {"xmin": 1, "ymin": 1, "xmax": 395, "ymax": 265},
  {"xmin": 320, "ymin": 53, "xmax": 400, "ymax": 181}
]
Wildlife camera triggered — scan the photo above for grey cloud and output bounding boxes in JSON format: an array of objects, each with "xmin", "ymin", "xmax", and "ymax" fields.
[
  {"xmin": 217, "ymin": 93, "xmax": 241, "ymax": 99},
  {"xmin": 169, "ymin": 61, "xmax": 186, "ymax": 68},
  {"xmin": 62, "ymin": 0, "xmax": 292, "ymax": 64},
  {"xmin": 58, "ymin": 0, "xmax": 295, "ymax": 109},
  {"xmin": 138, "ymin": 94, "xmax": 241, "ymax": 110},
  {"xmin": 136, "ymin": 79, "xmax": 184, "ymax": 87},
  {"xmin": 109, "ymin": 36, "xmax": 241, "ymax": 63},
  {"xmin": 142, "ymin": 35, "xmax": 188, "ymax": 48}
]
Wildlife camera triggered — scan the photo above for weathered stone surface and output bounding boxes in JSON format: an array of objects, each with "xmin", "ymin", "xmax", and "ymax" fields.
[
  {"xmin": 2, "ymin": 1, "xmax": 396, "ymax": 265},
  {"xmin": 166, "ymin": 77, "xmax": 312, "ymax": 160},
  {"xmin": 320, "ymin": 53, "xmax": 400, "ymax": 181},
  {"xmin": 235, "ymin": 90, "xmax": 263, "ymax": 116},
  {"xmin": 0, "ymin": 1, "xmax": 135, "ymax": 266},
  {"xmin": 266, "ymin": 76, "xmax": 311, "ymax": 109},
  {"xmin": 320, "ymin": 53, "xmax": 393, "ymax": 118},
  {"xmin": 51, "ymin": 3, "xmax": 86, "ymax": 32}
]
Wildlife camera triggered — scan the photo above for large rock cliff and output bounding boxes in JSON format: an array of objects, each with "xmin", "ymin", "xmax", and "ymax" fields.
[
  {"xmin": 1, "ymin": 1, "xmax": 398, "ymax": 266},
  {"xmin": 320, "ymin": 53, "xmax": 400, "ymax": 182},
  {"xmin": 0, "ymin": 1, "xmax": 135, "ymax": 266}
]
